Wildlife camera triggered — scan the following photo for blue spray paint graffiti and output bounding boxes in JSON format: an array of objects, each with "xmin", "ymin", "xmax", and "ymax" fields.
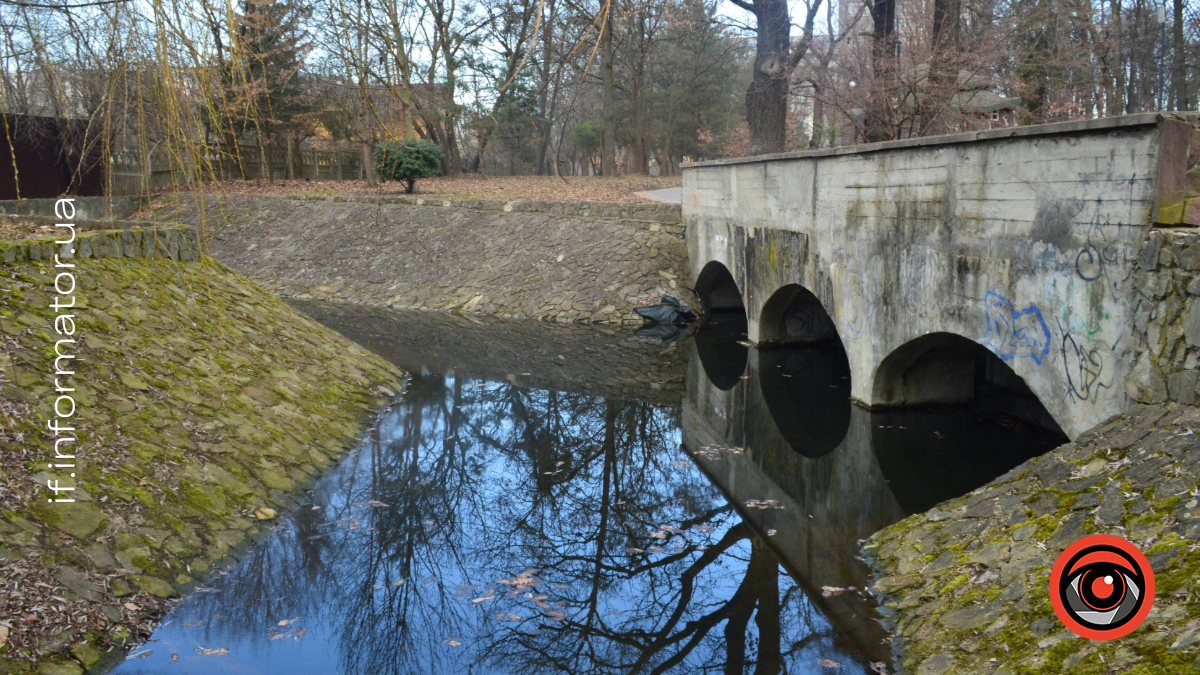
[
  {"xmin": 838, "ymin": 302, "xmax": 876, "ymax": 342},
  {"xmin": 982, "ymin": 291, "xmax": 1052, "ymax": 365}
]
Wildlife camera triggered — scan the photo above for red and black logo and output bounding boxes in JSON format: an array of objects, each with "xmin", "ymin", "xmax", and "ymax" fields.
[{"xmin": 1049, "ymin": 534, "xmax": 1154, "ymax": 640}]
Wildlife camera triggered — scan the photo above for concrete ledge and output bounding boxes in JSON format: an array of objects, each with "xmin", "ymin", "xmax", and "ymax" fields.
[{"xmin": 683, "ymin": 112, "xmax": 1196, "ymax": 168}]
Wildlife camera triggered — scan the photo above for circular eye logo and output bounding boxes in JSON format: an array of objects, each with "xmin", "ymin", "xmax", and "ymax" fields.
[{"xmin": 1049, "ymin": 534, "xmax": 1154, "ymax": 640}]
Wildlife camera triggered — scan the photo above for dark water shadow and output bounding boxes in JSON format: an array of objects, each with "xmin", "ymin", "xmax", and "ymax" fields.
[
  {"xmin": 693, "ymin": 311, "xmax": 748, "ymax": 390},
  {"xmin": 757, "ymin": 343, "xmax": 852, "ymax": 459}
]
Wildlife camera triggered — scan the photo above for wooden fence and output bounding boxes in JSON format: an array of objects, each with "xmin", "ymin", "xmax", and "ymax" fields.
[{"xmin": 108, "ymin": 143, "xmax": 367, "ymax": 195}]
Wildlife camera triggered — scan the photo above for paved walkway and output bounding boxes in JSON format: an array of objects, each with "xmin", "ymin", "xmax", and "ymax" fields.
[{"xmin": 634, "ymin": 187, "xmax": 682, "ymax": 204}]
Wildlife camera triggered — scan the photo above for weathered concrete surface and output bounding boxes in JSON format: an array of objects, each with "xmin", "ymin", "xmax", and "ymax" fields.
[
  {"xmin": 683, "ymin": 113, "xmax": 1200, "ymax": 439},
  {"xmin": 290, "ymin": 300, "xmax": 688, "ymax": 406},
  {"xmin": 159, "ymin": 194, "xmax": 693, "ymax": 324},
  {"xmin": 865, "ymin": 403, "xmax": 1200, "ymax": 675}
]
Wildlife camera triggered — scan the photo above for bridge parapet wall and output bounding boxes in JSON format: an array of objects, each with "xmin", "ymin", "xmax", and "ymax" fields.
[{"xmin": 684, "ymin": 113, "xmax": 1200, "ymax": 439}]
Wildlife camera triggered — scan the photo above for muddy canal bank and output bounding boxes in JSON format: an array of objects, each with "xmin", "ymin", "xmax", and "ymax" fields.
[{"xmin": 866, "ymin": 403, "xmax": 1200, "ymax": 675}]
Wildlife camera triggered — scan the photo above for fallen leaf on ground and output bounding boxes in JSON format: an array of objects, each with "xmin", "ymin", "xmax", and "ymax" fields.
[
  {"xmin": 123, "ymin": 603, "xmax": 141, "ymax": 611},
  {"xmin": 0, "ymin": 626, "xmax": 7, "ymax": 648},
  {"xmin": 821, "ymin": 586, "xmax": 845, "ymax": 597}
]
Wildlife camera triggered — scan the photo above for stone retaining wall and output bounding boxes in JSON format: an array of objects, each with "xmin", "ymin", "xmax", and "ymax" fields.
[
  {"xmin": 0, "ymin": 224, "xmax": 199, "ymax": 263},
  {"xmin": 162, "ymin": 194, "xmax": 692, "ymax": 324},
  {"xmin": 1127, "ymin": 228, "xmax": 1200, "ymax": 407}
]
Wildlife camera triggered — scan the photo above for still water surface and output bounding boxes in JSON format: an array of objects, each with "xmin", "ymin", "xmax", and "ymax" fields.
[{"xmin": 114, "ymin": 305, "xmax": 1063, "ymax": 675}]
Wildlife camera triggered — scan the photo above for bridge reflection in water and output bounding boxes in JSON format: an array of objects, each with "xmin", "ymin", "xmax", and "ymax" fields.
[
  {"xmin": 685, "ymin": 316, "xmax": 1066, "ymax": 663},
  {"xmin": 114, "ymin": 305, "xmax": 1063, "ymax": 675}
]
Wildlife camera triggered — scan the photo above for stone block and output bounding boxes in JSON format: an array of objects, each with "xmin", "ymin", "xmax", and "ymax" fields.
[
  {"xmin": 1139, "ymin": 230, "xmax": 1163, "ymax": 270},
  {"xmin": 1168, "ymin": 370, "xmax": 1200, "ymax": 403}
]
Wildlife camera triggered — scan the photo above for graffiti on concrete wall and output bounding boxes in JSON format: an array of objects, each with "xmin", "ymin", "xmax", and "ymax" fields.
[
  {"xmin": 1074, "ymin": 218, "xmax": 1129, "ymax": 302},
  {"xmin": 787, "ymin": 305, "xmax": 836, "ymax": 340},
  {"xmin": 837, "ymin": 302, "xmax": 876, "ymax": 343},
  {"xmin": 1058, "ymin": 327, "xmax": 1114, "ymax": 404},
  {"xmin": 982, "ymin": 291, "xmax": 1052, "ymax": 365}
]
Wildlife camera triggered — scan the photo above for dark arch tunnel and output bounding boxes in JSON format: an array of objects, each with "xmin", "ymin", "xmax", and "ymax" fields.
[
  {"xmin": 755, "ymin": 284, "xmax": 851, "ymax": 459},
  {"xmin": 869, "ymin": 332, "xmax": 1069, "ymax": 512},
  {"xmin": 693, "ymin": 261, "xmax": 749, "ymax": 390}
]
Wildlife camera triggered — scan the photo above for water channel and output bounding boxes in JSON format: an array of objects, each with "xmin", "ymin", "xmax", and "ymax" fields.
[{"xmin": 112, "ymin": 303, "xmax": 1066, "ymax": 675}]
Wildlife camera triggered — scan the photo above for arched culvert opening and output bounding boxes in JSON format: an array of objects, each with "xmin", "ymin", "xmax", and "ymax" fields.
[
  {"xmin": 755, "ymin": 284, "xmax": 851, "ymax": 457},
  {"xmin": 693, "ymin": 261, "xmax": 749, "ymax": 389},
  {"xmin": 869, "ymin": 333, "xmax": 1069, "ymax": 513},
  {"xmin": 758, "ymin": 343, "xmax": 852, "ymax": 458},
  {"xmin": 757, "ymin": 284, "xmax": 838, "ymax": 347},
  {"xmin": 871, "ymin": 332, "xmax": 1066, "ymax": 436},
  {"xmin": 694, "ymin": 261, "xmax": 745, "ymax": 315}
]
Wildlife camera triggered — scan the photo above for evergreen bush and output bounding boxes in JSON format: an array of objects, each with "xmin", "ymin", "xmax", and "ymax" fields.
[{"xmin": 374, "ymin": 139, "xmax": 444, "ymax": 193}]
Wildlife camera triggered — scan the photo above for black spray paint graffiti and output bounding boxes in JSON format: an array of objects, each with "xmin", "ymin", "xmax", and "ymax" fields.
[
  {"xmin": 1074, "ymin": 217, "xmax": 1128, "ymax": 302},
  {"xmin": 1058, "ymin": 323, "xmax": 1115, "ymax": 404},
  {"xmin": 787, "ymin": 305, "xmax": 836, "ymax": 340}
]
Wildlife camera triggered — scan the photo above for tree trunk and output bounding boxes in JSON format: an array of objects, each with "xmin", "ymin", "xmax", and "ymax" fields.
[
  {"xmin": 362, "ymin": 141, "xmax": 377, "ymax": 187},
  {"xmin": 601, "ymin": 2, "xmax": 617, "ymax": 176},
  {"xmin": 808, "ymin": 80, "xmax": 824, "ymax": 148},
  {"xmin": 1172, "ymin": 0, "xmax": 1186, "ymax": 110},
  {"xmin": 866, "ymin": 0, "xmax": 897, "ymax": 141},
  {"xmin": 1110, "ymin": 0, "xmax": 1125, "ymax": 115},
  {"xmin": 745, "ymin": 0, "xmax": 790, "ymax": 155},
  {"xmin": 925, "ymin": 0, "xmax": 961, "ymax": 134},
  {"xmin": 286, "ymin": 138, "xmax": 294, "ymax": 180}
]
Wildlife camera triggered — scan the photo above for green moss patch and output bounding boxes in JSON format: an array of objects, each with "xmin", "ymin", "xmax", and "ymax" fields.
[
  {"xmin": 0, "ymin": 249, "xmax": 403, "ymax": 673},
  {"xmin": 864, "ymin": 403, "xmax": 1200, "ymax": 674}
]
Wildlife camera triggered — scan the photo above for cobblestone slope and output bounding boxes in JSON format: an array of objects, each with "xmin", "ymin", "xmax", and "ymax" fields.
[
  {"xmin": 865, "ymin": 403, "xmax": 1200, "ymax": 675},
  {"xmin": 158, "ymin": 194, "xmax": 694, "ymax": 324}
]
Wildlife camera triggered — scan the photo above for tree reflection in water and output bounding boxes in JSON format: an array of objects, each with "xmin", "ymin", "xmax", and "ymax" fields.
[{"xmin": 118, "ymin": 373, "xmax": 868, "ymax": 675}]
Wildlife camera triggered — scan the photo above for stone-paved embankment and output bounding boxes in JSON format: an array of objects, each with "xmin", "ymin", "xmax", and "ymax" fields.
[
  {"xmin": 865, "ymin": 403, "xmax": 1200, "ymax": 675},
  {"xmin": 158, "ymin": 194, "xmax": 694, "ymax": 323},
  {"xmin": 0, "ymin": 228, "xmax": 403, "ymax": 674}
]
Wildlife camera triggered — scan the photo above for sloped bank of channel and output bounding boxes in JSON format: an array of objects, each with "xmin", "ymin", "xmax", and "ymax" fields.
[
  {"xmin": 865, "ymin": 403, "xmax": 1200, "ymax": 675},
  {"xmin": 0, "ymin": 227, "xmax": 404, "ymax": 674},
  {"xmin": 150, "ymin": 193, "xmax": 695, "ymax": 324}
]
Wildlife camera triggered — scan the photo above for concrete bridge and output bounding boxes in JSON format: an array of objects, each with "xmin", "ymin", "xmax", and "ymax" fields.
[{"xmin": 683, "ymin": 113, "xmax": 1200, "ymax": 439}]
